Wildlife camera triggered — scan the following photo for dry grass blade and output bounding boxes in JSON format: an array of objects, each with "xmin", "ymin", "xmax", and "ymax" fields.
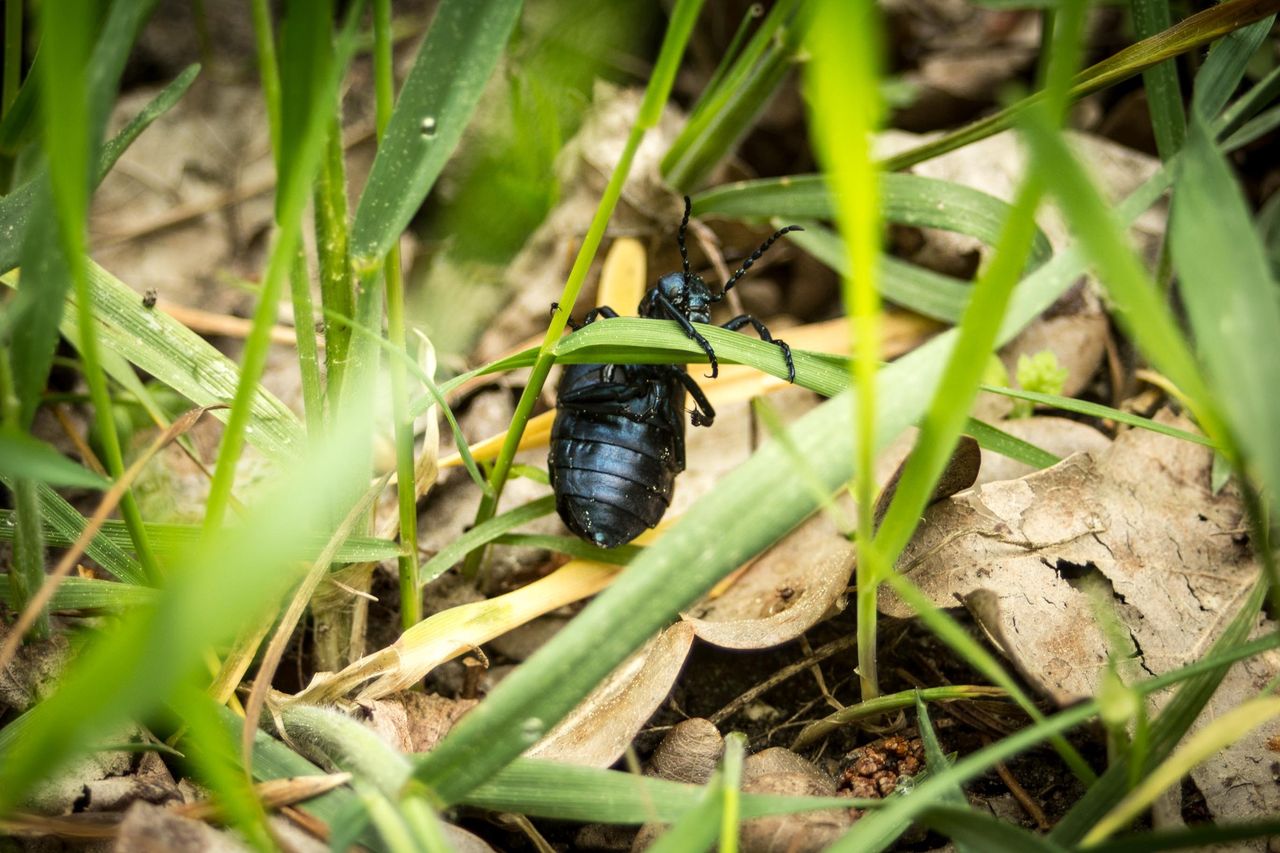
[
  {"xmin": 289, "ymin": 560, "xmax": 618, "ymax": 703},
  {"xmin": 0, "ymin": 404, "xmax": 222, "ymax": 671},
  {"xmin": 0, "ymin": 773, "xmax": 352, "ymax": 840},
  {"xmin": 240, "ymin": 474, "xmax": 391, "ymax": 765}
]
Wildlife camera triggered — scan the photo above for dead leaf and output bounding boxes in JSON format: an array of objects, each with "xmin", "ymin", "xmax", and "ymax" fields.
[
  {"xmin": 883, "ymin": 409, "xmax": 1278, "ymax": 826},
  {"xmin": 526, "ymin": 622, "xmax": 696, "ymax": 767},
  {"xmin": 976, "ymin": 416, "xmax": 1111, "ymax": 485}
]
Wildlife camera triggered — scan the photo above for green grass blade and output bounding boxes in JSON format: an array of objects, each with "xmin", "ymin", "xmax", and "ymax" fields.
[
  {"xmin": 1129, "ymin": 0, "xmax": 1185, "ymax": 158},
  {"xmin": 0, "ymin": 62, "xmax": 199, "ymax": 277},
  {"xmin": 692, "ymin": 173, "xmax": 1053, "ymax": 266},
  {"xmin": 964, "ymin": 417, "xmax": 1060, "ymax": 469},
  {"xmin": 0, "ymin": 573, "xmax": 157, "ymax": 610},
  {"xmin": 0, "ymin": 510, "xmax": 399, "ymax": 564},
  {"xmin": 0, "ymin": 263, "xmax": 304, "ymax": 461},
  {"xmin": 980, "ymin": 385, "xmax": 1214, "ymax": 447},
  {"xmin": 1170, "ymin": 114, "xmax": 1280, "ymax": 519},
  {"xmin": 6, "ymin": 476, "xmax": 145, "ymax": 584},
  {"xmin": 419, "ymin": 496, "xmax": 556, "ymax": 585},
  {"xmin": 1190, "ymin": 15, "xmax": 1274, "ymax": 120},
  {"xmin": 0, "ymin": 429, "xmax": 108, "ymax": 489},
  {"xmin": 917, "ymin": 804, "xmax": 1071, "ymax": 852},
  {"xmin": 790, "ymin": 222, "xmax": 970, "ymax": 323},
  {"xmin": 1088, "ymin": 819, "xmax": 1280, "ymax": 853},
  {"xmin": 348, "ymin": 0, "xmax": 523, "ymax": 269}
]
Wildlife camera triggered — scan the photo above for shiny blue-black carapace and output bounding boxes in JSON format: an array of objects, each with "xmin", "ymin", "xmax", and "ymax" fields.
[{"xmin": 549, "ymin": 197, "xmax": 802, "ymax": 548}]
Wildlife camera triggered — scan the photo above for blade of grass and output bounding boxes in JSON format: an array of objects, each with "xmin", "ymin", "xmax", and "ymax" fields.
[
  {"xmin": 917, "ymin": 804, "xmax": 1071, "ymax": 852},
  {"xmin": 980, "ymin": 385, "xmax": 1215, "ymax": 447},
  {"xmin": 348, "ymin": 0, "xmax": 523, "ymax": 269},
  {"xmin": 0, "ymin": 429, "xmax": 109, "ymax": 488},
  {"xmin": 692, "ymin": 173, "xmax": 1054, "ymax": 266},
  {"xmin": 0, "ymin": 511, "xmax": 399, "ymax": 563},
  {"xmin": 1129, "ymin": 0, "xmax": 1185, "ymax": 159},
  {"xmin": 1170, "ymin": 112, "xmax": 1280, "ymax": 529},
  {"xmin": 964, "ymin": 417, "xmax": 1061, "ymax": 469},
  {"xmin": 0, "ymin": 573, "xmax": 157, "ymax": 611}
]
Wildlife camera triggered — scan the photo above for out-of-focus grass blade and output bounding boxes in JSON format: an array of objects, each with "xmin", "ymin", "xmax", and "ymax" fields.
[
  {"xmin": 407, "ymin": 166, "xmax": 1177, "ymax": 808},
  {"xmin": 790, "ymin": 221, "xmax": 970, "ymax": 323},
  {"xmin": 0, "ymin": 429, "xmax": 109, "ymax": 489},
  {"xmin": 1049, "ymin": 580, "xmax": 1269, "ymax": 843},
  {"xmin": 1129, "ymin": 0, "xmax": 1185, "ymax": 159},
  {"xmin": 6, "ymin": 0, "xmax": 159, "ymax": 426},
  {"xmin": 3, "ymin": 477, "xmax": 145, "ymax": 584},
  {"xmin": 0, "ymin": 63, "xmax": 199, "ymax": 277},
  {"xmin": 0, "ymin": 510, "xmax": 399, "ymax": 563},
  {"xmin": 1088, "ymin": 819, "xmax": 1280, "ymax": 853},
  {"xmin": 917, "ymin": 804, "xmax": 1070, "ymax": 852},
  {"xmin": 0, "ymin": 410, "xmax": 373, "ymax": 812},
  {"xmin": 0, "ymin": 574, "xmax": 155, "ymax": 611},
  {"xmin": 348, "ymin": 0, "xmax": 522, "ymax": 268},
  {"xmin": 980, "ymin": 385, "xmax": 1215, "ymax": 447},
  {"xmin": 1190, "ymin": 15, "xmax": 1274, "ymax": 120},
  {"xmin": 1170, "ymin": 114, "xmax": 1280, "ymax": 513},
  {"xmin": 1083, "ymin": 696, "xmax": 1280, "ymax": 845},
  {"xmin": 692, "ymin": 173, "xmax": 1053, "ymax": 266},
  {"xmin": 0, "ymin": 262, "xmax": 305, "ymax": 462}
]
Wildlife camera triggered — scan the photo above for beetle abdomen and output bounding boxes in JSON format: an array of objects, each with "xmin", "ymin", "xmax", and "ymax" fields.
[{"xmin": 549, "ymin": 409, "xmax": 680, "ymax": 548}]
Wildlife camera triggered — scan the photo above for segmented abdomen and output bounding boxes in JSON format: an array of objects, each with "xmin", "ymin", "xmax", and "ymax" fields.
[{"xmin": 549, "ymin": 369, "xmax": 685, "ymax": 548}]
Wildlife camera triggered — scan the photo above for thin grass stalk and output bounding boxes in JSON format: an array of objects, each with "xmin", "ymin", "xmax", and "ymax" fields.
[
  {"xmin": 463, "ymin": 0, "xmax": 707, "ymax": 575},
  {"xmin": 719, "ymin": 732, "xmax": 745, "ymax": 853},
  {"xmin": 372, "ymin": 0, "xmax": 421, "ymax": 627},
  {"xmin": 805, "ymin": 0, "xmax": 885, "ymax": 701},
  {"xmin": 315, "ymin": 115, "xmax": 354, "ymax": 403},
  {"xmin": 249, "ymin": 0, "xmax": 281, "ymax": 152},
  {"xmin": 289, "ymin": 248, "xmax": 324, "ymax": 435}
]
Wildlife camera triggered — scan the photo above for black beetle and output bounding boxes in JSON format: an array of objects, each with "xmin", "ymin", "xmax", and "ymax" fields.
[{"xmin": 549, "ymin": 197, "xmax": 802, "ymax": 548}]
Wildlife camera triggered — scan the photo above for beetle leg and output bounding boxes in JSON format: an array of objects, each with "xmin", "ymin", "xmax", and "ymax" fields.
[
  {"xmin": 582, "ymin": 306, "xmax": 621, "ymax": 325},
  {"xmin": 654, "ymin": 292, "xmax": 719, "ymax": 379},
  {"xmin": 722, "ymin": 314, "xmax": 795, "ymax": 383},
  {"xmin": 669, "ymin": 367, "xmax": 715, "ymax": 427}
]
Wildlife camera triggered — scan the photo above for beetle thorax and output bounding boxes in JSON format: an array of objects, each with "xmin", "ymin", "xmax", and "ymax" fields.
[{"xmin": 645, "ymin": 272, "xmax": 713, "ymax": 324}]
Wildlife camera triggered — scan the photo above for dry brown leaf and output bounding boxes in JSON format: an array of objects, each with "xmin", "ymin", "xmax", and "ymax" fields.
[
  {"xmin": 884, "ymin": 410, "xmax": 1278, "ymax": 825},
  {"xmin": 976, "ymin": 416, "xmax": 1111, "ymax": 485},
  {"xmin": 526, "ymin": 622, "xmax": 696, "ymax": 767}
]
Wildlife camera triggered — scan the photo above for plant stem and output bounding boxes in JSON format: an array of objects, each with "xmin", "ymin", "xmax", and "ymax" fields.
[
  {"xmin": 373, "ymin": 0, "xmax": 421, "ymax": 627},
  {"xmin": 289, "ymin": 247, "xmax": 324, "ymax": 435}
]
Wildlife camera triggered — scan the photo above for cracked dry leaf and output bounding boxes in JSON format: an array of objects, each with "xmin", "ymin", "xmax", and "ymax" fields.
[{"xmin": 883, "ymin": 409, "xmax": 1280, "ymax": 826}]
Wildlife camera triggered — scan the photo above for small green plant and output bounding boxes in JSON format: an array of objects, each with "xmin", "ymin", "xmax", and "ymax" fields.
[{"xmin": 1011, "ymin": 349, "xmax": 1070, "ymax": 417}]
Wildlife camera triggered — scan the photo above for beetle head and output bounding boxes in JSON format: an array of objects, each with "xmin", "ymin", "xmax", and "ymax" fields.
[{"xmin": 652, "ymin": 271, "xmax": 712, "ymax": 323}]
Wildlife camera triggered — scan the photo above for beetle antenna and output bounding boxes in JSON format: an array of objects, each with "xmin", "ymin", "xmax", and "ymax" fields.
[
  {"xmin": 713, "ymin": 224, "xmax": 804, "ymax": 301},
  {"xmin": 678, "ymin": 196, "xmax": 691, "ymax": 278}
]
